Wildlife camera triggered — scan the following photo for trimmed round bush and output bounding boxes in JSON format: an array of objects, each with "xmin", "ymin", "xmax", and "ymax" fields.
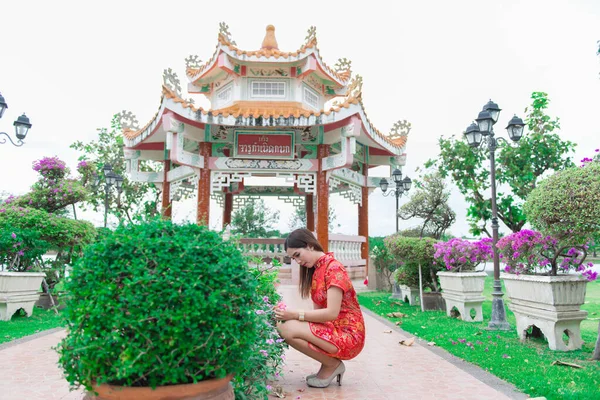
[
  {"xmin": 524, "ymin": 162, "xmax": 600, "ymax": 243},
  {"xmin": 57, "ymin": 219, "xmax": 261, "ymax": 390}
]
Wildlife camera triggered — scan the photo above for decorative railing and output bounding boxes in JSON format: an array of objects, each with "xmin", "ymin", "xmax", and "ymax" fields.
[
  {"xmin": 237, "ymin": 235, "xmax": 367, "ymax": 268},
  {"xmin": 238, "ymin": 238, "xmax": 287, "ymax": 264},
  {"xmin": 328, "ymin": 234, "xmax": 367, "ymax": 267}
]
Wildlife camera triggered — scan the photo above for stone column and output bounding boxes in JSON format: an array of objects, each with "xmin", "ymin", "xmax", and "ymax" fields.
[
  {"xmin": 316, "ymin": 145, "xmax": 330, "ymax": 251},
  {"xmin": 197, "ymin": 142, "xmax": 212, "ymax": 226},
  {"xmin": 161, "ymin": 160, "xmax": 172, "ymax": 219}
]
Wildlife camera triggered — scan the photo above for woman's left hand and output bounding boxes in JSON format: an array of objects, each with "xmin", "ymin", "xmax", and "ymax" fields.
[{"xmin": 274, "ymin": 308, "xmax": 297, "ymax": 322}]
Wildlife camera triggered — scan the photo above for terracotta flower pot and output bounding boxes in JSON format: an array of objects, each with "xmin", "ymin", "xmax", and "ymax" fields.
[{"xmin": 89, "ymin": 374, "xmax": 234, "ymax": 400}]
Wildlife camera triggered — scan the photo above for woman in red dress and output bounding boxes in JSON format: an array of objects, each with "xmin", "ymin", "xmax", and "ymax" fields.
[{"xmin": 275, "ymin": 228, "xmax": 365, "ymax": 388}]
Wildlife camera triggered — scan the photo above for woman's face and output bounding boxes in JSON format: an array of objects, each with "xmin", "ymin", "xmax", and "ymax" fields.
[{"xmin": 287, "ymin": 246, "xmax": 319, "ymax": 268}]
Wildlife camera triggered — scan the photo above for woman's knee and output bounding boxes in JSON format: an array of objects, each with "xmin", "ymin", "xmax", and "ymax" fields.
[{"xmin": 277, "ymin": 320, "xmax": 299, "ymax": 340}]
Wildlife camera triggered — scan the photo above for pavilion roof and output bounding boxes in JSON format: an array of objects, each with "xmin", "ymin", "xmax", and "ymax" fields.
[{"xmin": 186, "ymin": 24, "xmax": 351, "ymax": 88}]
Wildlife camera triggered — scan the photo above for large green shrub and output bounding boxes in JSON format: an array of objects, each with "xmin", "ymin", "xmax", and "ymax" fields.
[
  {"xmin": 57, "ymin": 219, "xmax": 261, "ymax": 391},
  {"xmin": 385, "ymin": 235, "xmax": 440, "ymax": 291}
]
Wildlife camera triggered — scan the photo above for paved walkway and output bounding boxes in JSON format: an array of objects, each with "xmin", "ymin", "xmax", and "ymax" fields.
[{"xmin": 0, "ymin": 281, "xmax": 528, "ymax": 400}]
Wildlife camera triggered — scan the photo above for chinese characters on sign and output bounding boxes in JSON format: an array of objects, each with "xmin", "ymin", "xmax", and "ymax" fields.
[{"xmin": 235, "ymin": 131, "xmax": 294, "ymax": 159}]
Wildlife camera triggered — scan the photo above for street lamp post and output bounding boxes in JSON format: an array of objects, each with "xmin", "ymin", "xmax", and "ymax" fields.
[
  {"xmin": 95, "ymin": 163, "xmax": 124, "ymax": 228},
  {"xmin": 464, "ymin": 99, "xmax": 525, "ymax": 330},
  {"xmin": 379, "ymin": 168, "xmax": 412, "ymax": 232},
  {"xmin": 0, "ymin": 93, "xmax": 33, "ymax": 147}
]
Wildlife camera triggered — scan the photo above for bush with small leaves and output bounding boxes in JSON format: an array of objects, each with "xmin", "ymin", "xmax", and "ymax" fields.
[{"xmin": 57, "ymin": 219, "xmax": 262, "ymax": 391}]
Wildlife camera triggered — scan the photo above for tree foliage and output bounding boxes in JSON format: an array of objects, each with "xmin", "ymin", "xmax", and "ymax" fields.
[
  {"xmin": 231, "ymin": 199, "xmax": 280, "ymax": 238},
  {"xmin": 397, "ymin": 172, "xmax": 456, "ymax": 239},
  {"xmin": 426, "ymin": 92, "xmax": 575, "ymax": 236},
  {"xmin": 70, "ymin": 115, "xmax": 162, "ymax": 224},
  {"xmin": 288, "ymin": 204, "xmax": 339, "ymax": 231}
]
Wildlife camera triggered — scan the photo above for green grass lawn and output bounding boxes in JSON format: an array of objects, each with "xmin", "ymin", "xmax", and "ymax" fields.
[
  {"xmin": 0, "ymin": 308, "xmax": 64, "ymax": 345},
  {"xmin": 358, "ymin": 278, "xmax": 600, "ymax": 400}
]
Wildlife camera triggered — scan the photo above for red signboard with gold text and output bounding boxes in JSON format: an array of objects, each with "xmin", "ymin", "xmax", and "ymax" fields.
[{"xmin": 234, "ymin": 131, "xmax": 295, "ymax": 159}]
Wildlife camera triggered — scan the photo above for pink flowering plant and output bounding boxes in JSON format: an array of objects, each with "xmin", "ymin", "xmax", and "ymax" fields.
[
  {"xmin": 433, "ymin": 238, "xmax": 493, "ymax": 272},
  {"xmin": 9, "ymin": 156, "xmax": 87, "ymax": 214},
  {"xmin": 232, "ymin": 256, "xmax": 287, "ymax": 399},
  {"xmin": 497, "ymin": 230, "xmax": 597, "ymax": 281},
  {"xmin": 516, "ymin": 149, "xmax": 600, "ymax": 281}
]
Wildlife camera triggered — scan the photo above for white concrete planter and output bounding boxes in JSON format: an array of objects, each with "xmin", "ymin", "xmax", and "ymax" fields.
[
  {"xmin": 398, "ymin": 284, "xmax": 419, "ymax": 306},
  {"xmin": 501, "ymin": 273, "xmax": 588, "ymax": 351},
  {"xmin": 0, "ymin": 272, "xmax": 46, "ymax": 321},
  {"xmin": 438, "ymin": 271, "xmax": 487, "ymax": 322}
]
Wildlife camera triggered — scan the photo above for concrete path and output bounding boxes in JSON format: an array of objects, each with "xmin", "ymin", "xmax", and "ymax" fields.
[{"xmin": 0, "ymin": 281, "xmax": 528, "ymax": 400}]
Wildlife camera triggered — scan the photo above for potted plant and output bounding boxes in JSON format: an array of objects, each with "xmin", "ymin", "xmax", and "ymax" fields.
[
  {"xmin": 385, "ymin": 235, "xmax": 443, "ymax": 310},
  {"xmin": 57, "ymin": 219, "xmax": 262, "ymax": 399},
  {"xmin": 498, "ymin": 159, "xmax": 600, "ymax": 351},
  {"xmin": 0, "ymin": 225, "xmax": 47, "ymax": 321},
  {"xmin": 433, "ymin": 238, "xmax": 493, "ymax": 322},
  {"xmin": 392, "ymin": 263, "xmax": 419, "ymax": 305},
  {"xmin": 1, "ymin": 156, "xmax": 93, "ymax": 313}
]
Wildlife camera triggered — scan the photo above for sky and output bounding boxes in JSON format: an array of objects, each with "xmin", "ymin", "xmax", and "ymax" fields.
[{"xmin": 0, "ymin": 0, "xmax": 599, "ymax": 237}]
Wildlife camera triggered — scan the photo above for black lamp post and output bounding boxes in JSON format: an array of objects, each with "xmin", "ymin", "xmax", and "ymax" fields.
[
  {"xmin": 464, "ymin": 99, "xmax": 525, "ymax": 330},
  {"xmin": 0, "ymin": 93, "xmax": 33, "ymax": 147},
  {"xmin": 95, "ymin": 163, "xmax": 124, "ymax": 228},
  {"xmin": 379, "ymin": 168, "xmax": 412, "ymax": 233}
]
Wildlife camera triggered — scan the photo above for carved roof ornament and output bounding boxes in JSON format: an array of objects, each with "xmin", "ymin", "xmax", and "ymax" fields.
[
  {"xmin": 347, "ymin": 75, "xmax": 363, "ymax": 99},
  {"xmin": 185, "ymin": 55, "xmax": 202, "ymax": 69},
  {"xmin": 261, "ymin": 25, "xmax": 279, "ymax": 50},
  {"xmin": 163, "ymin": 68, "xmax": 182, "ymax": 98},
  {"xmin": 389, "ymin": 120, "xmax": 412, "ymax": 141},
  {"xmin": 117, "ymin": 110, "xmax": 140, "ymax": 131},
  {"xmin": 334, "ymin": 58, "xmax": 352, "ymax": 75},
  {"xmin": 305, "ymin": 26, "xmax": 317, "ymax": 45},
  {"xmin": 219, "ymin": 22, "xmax": 237, "ymax": 46}
]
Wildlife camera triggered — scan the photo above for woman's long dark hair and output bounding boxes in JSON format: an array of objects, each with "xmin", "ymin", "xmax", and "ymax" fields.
[{"xmin": 285, "ymin": 228, "xmax": 324, "ymax": 298}]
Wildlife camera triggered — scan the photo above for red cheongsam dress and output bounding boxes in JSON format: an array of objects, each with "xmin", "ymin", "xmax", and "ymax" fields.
[{"xmin": 308, "ymin": 252, "xmax": 366, "ymax": 360}]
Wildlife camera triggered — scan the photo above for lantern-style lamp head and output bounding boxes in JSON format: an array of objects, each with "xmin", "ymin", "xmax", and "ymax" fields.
[
  {"xmin": 482, "ymin": 100, "xmax": 501, "ymax": 124},
  {"xmin": 14, "ymin": 113, "xmax": 32, "ymax": 140},
  {"xmin": 392, "ymin": 168, "xmax": 403, "ymax": 184},
  {"xmin": 464, "ymin": 122, "xmax": 483, "ymax": 148},
  {"xmin": 475, "ymin": 110, "xmax": 494, "ymax": 134},
  {"xmin": 0, "ymin": 93, "xmax": 7, "ymax": 119},
  {"xmin": 506, "ymin": 114, "xmax": 525, "ymax": 142},
  {"xmin": 379, "ymin": 177, "xmax": 389, "ymax": 193},
  {"xmin": 402, "ymin": 176, "xmax": 412, "ymax": 191},
  {"xmin": 105, "ymin": 171, "xmax": 117, "ymax": 186},
  {"xmin": 103, "ymin": 163, "xmax": 113, "ymax": 176},
  {"xmin": 115, "ymin": 174, "xmax": 124, "ymax": 191}
]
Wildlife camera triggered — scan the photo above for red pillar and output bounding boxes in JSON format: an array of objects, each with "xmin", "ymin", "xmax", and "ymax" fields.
[
  {"xmin": 223, "ymin": 192, "xmax": 233, "ymax": 227},
  {"xmin": 316, "ymin": 145, "xmax": 330, "ymax": 251},
  {"xmin": 161, "ymin": 161, "xmax": 172, "ymax": 219},
  {"xmin": 306, "ymin": 194, "xmax": 314, "ymax": 231},
  {"xmin": 197, "ymin": 142, "xmax": 212, "ymax": 226}
]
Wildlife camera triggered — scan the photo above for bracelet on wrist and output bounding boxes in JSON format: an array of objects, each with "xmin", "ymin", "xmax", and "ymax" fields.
[{"xmin": 298, "ymin": 310, "xmax": 305, "ymax": 321}]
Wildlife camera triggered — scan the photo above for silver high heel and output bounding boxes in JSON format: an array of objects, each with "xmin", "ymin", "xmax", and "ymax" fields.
[{"xmin": 306, "ymin": 361, "xmax": 345, "ymax": 388}]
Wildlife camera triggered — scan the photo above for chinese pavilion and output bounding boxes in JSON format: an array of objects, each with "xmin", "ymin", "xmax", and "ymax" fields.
[{"xmin": 120, "ymin": 23, "xmax": 410, "ymax": 272}]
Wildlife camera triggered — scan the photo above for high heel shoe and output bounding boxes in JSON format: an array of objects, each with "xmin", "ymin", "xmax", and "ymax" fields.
[{"xmin": 306, "ymin": 361, "xmax": 345, "ymax": 388}]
